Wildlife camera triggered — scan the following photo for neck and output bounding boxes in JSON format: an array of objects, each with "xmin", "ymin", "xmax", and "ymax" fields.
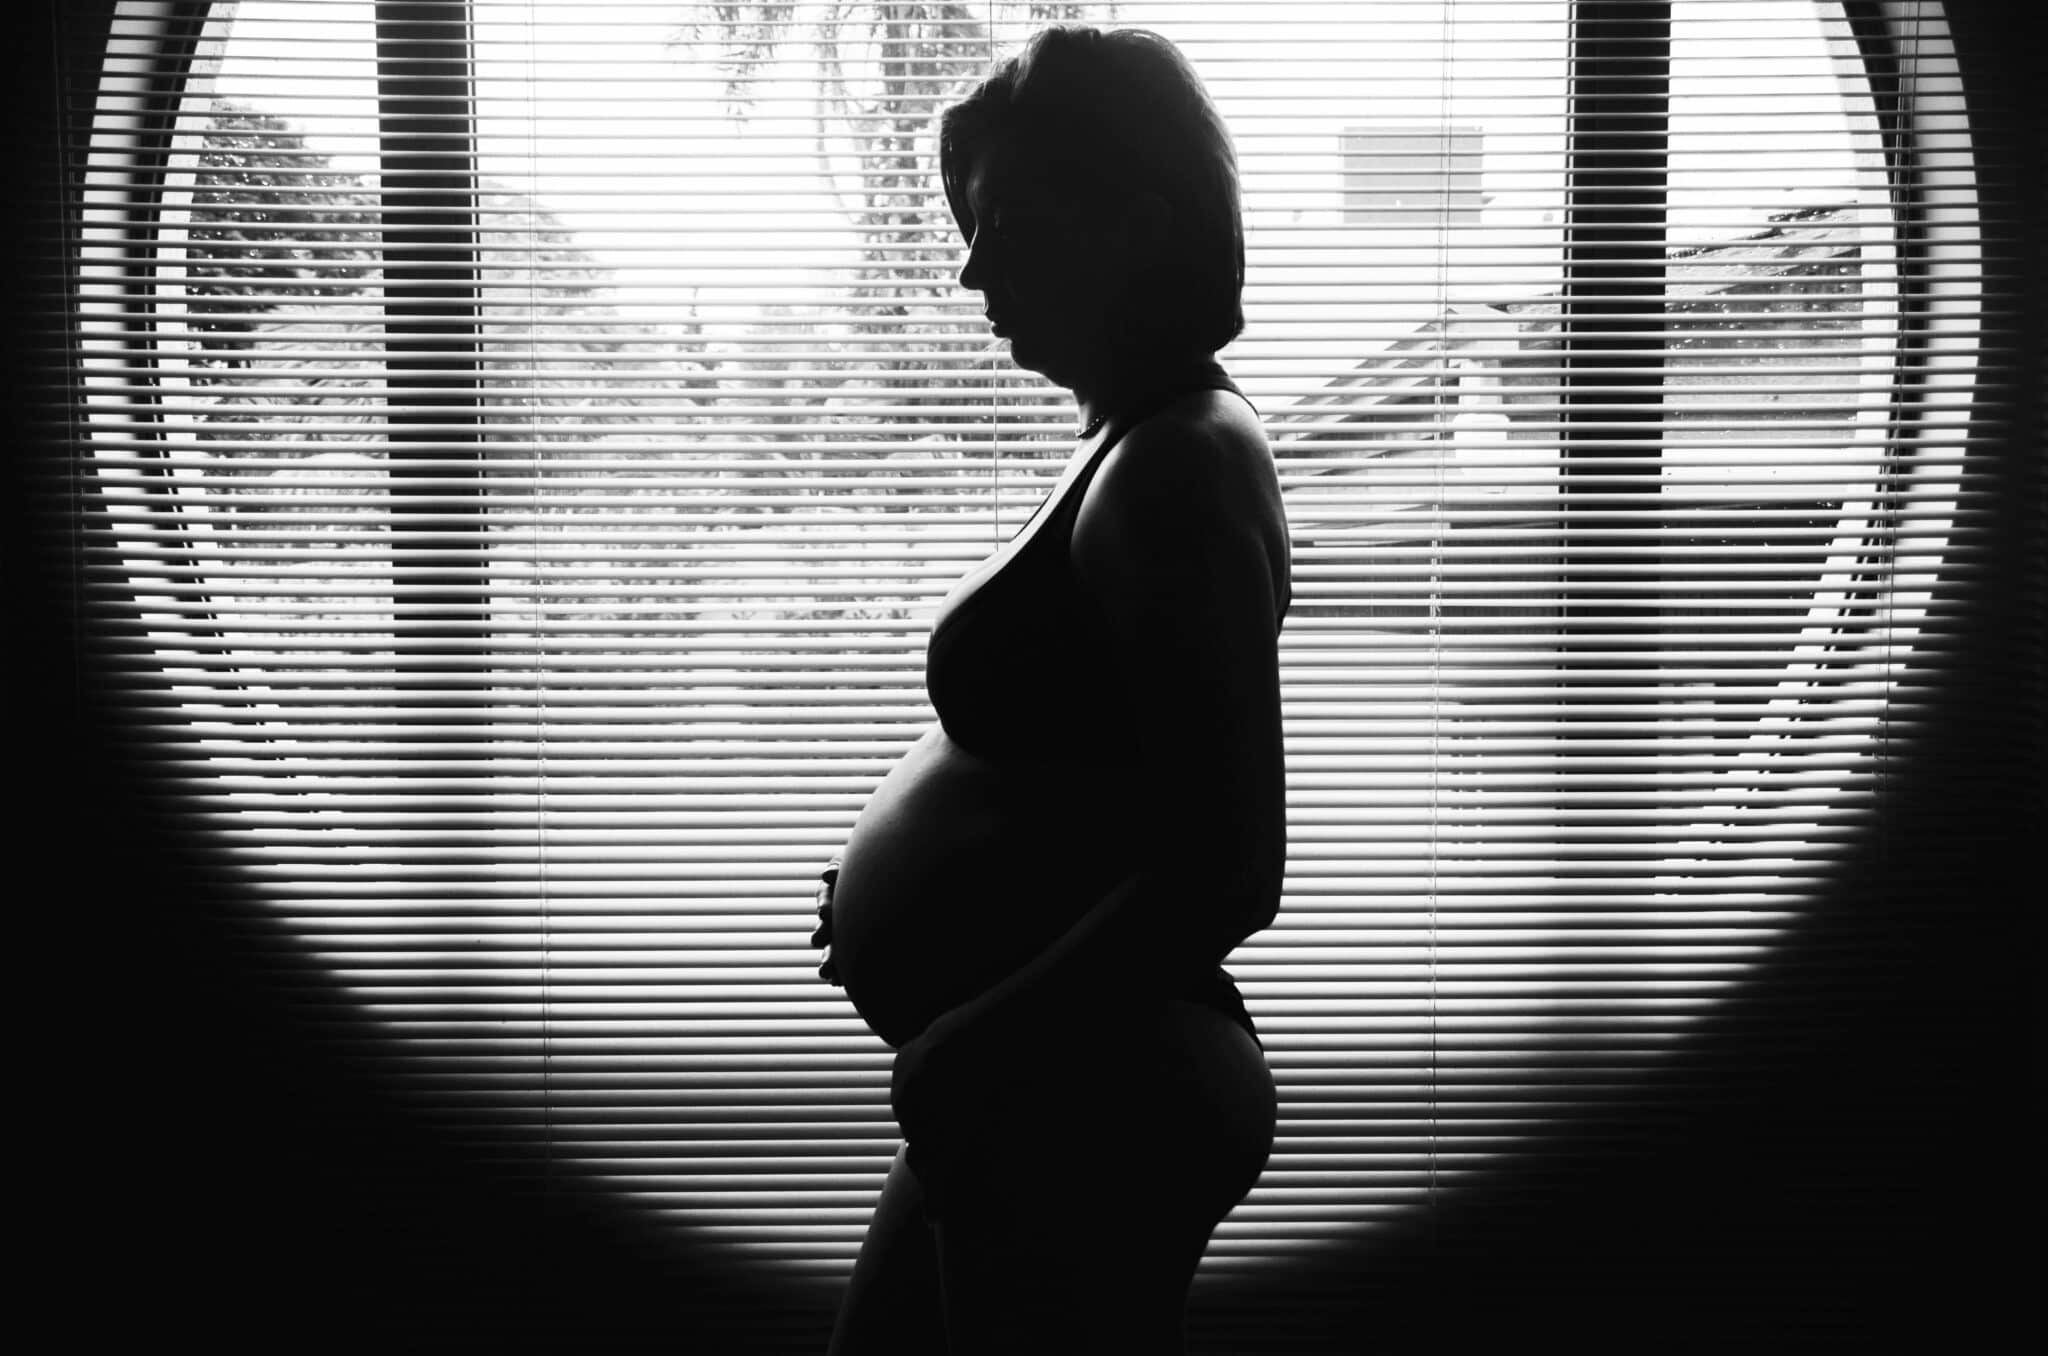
[{"xmin": 1073, "ymin": 352, "xmax": 1225, "ymax": 438}]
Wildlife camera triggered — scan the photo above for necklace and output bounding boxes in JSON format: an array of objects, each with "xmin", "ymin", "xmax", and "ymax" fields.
[{"xmin": 1076, "ymin": 411, "xmax": 1107, "ymax": 439}]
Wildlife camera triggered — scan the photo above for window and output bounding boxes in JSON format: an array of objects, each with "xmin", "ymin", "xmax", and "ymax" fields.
[
  {"xmin": 76, "ymin": 0, "xmax": 1994, "ymax": 1317},
  {"xmin": 1340, "ymin": 124, "xmax": 1488, "ymax": 224}
]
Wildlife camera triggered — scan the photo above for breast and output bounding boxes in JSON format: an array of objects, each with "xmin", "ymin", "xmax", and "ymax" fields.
[{"xmin": 829, "ymin": 723, "xmax": 1133, "ymax": 1046}]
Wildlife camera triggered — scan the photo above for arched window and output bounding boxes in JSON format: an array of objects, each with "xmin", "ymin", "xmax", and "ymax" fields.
[{"xmin": 53, "ymin": 0, "xmax": 2028, "ymax": 1347}]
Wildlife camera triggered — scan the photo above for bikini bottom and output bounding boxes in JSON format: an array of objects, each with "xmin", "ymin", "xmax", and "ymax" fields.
[{"xmin": 900, "ymin": 991, "xmax": 1275, "ymax": 1227}]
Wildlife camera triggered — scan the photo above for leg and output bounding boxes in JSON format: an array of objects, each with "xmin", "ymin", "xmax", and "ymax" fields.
[
  {"xmin": 933, "ymin": 1177, "xmax": 1216, "ymax": 1356},
  {"xmin": 827, "ymin": 1144, "xmax": 951, "ymax": 1356},
  {"xmin": 926, "ymin": 1000, "xmax": 1276, "ymax": 1356}
]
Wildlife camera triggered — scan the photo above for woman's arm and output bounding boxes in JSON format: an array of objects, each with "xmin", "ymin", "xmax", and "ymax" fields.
[
  {"xmin": 893, "ymin": 398, "xmax": 1289, "ymax": 1111},
  {"xmin": 1068, "ymin": 396, "xmax": 1291, "ymax": 968}
]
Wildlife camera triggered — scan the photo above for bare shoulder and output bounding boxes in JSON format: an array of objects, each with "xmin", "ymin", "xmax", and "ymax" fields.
[
  {"xmin": 1079, "ymin": 388, "xmax": 1278, "ymax": 527},
  {"xmin": 1072, "ymin": 389, "xmax": 1290, "ymax": 610}
]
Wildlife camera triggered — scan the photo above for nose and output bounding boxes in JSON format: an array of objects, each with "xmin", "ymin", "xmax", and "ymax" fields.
[{"xmin": 958, "ymin": 229, "xmax": 993, "ymax": 295}]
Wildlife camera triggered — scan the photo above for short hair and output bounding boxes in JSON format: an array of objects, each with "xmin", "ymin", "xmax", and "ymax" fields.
[{"xmin": 938, "ymin": 26, "xmax": 1246, "ymax": 358}]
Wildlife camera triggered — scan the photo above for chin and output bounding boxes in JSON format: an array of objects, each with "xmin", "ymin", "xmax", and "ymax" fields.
[
  {"xmin": 1004, "ymin": 340, "xmax": 1078, "ymax": 389},
  {"xmin": 1002, "ymin": 344, "xmax": 1054, "ymax": 384}
]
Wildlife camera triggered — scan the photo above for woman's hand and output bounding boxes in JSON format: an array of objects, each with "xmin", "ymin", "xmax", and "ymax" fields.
[
  {"xmin": 888, "ymin": 995, "xmax": 1090, "ymax": 1191},
  {"xmin": 889, "ymin": 997, "xmax": 1050, "ymax": 1136},
  {"xmin": 888, "ymin": 1007, "xmax": 967, "ymax": 1134},
  {"xmin": 809, "ymin": 857, "xmax": 844, "ymax": 987},
  {"xmin": 889, "ymin": 1006, "xmax": 986, "ymax": 1188}
]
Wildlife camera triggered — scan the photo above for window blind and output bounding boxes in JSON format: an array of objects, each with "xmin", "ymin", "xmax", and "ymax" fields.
[{"xmin": 74, "ymin": 0, "xmax": 1995, "ymax": 1331}]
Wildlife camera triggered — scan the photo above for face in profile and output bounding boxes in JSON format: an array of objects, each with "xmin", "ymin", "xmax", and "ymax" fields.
[{"xmin": 955, "ymin": 141, "xmax": 1136, "ymax": 391}]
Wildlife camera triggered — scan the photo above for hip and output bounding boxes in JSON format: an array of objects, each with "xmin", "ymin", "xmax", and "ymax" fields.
[{"xmin": 904, "ymin": 995, "xmax": 1277, "ymax": 1220}]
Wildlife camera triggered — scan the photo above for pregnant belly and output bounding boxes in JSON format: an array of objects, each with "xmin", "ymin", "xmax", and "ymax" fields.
[{"xmin": 830, "ymin": 724, "xmax": 1132, "ymax": 1047}]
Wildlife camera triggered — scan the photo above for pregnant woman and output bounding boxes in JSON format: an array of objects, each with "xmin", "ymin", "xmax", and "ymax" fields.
[{"xmin": 815, "ymin": 26, "xmax": 1290, "ymax": 1356}]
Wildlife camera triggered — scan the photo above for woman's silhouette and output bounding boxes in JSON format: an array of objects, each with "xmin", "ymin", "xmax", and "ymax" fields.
[{"xmin": 813, "ymin": 25, "xmax": 1289, "ymax": 1355}]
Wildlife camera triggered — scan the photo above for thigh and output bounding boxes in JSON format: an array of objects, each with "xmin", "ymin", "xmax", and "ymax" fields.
[
  {"xmin": 933, "ymin": 1178, "xmax": 1214, "ymax": 1356},
  {"xmin": 827, "ymin": 1145, "xmax": 950, "ymax": 1356},
  {"xmin": 926, "ymin": 1000, "xmax": 1277, "ymax": 1355},
  {"xmin": 925, "ymin": 999, "xmax": 1276, "ymax": 1219}
]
